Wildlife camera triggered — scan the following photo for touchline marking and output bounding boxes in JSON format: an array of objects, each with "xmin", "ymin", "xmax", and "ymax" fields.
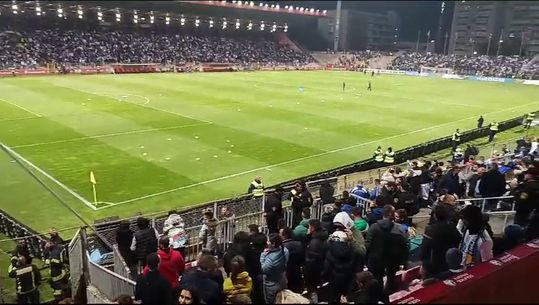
[
  {"xmin": 11, "ymin": 122, "xmax": 213, "ymax": 149},
  {"xmin": 63, "ymin": 86, "xmax": 213, "ymax": 124},
  {"xmin": 96, "ymin": 101, "xmax": 539, "ymax": 210},
  {"xmin": 0, "ymin": 98, "xmax": 42, "ymax": 117},
  {"xmin": 0, "ymin": 116, "xmax": 39, "ymax": 123},
  {"xmin": 1, "ymin": 143, "xmax": 97, "ymax": 211}
]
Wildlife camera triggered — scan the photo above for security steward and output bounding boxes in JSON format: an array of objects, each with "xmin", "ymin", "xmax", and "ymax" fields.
[
  {"xmin": 44, "ymin": 241, "xmax": 69, "ymax": 300},
  {"xmin": 384, "ymin": 147, "xmax": 395, "ymax": 165},
  {"xmin": 451, "ymin": 129, "xmax": 461, "ymax": 151},
  {"xmin": 525, "ymin": 112, "xmax": 535, "ymax": 129},
  {"xmin": 514, "ymin": 167, "xmax": 539, "ymax": 227},
  {"xmin": 488, "ymin": 121, "xmax": 499, "ymax": 142},
  {"xmin": 248, "ymin": 176, "xmax": 264, "ymax": 198},
  {"xmin": 373, "ymin": 146, "xmax": 385, "ymax": 165},
  {"xmin": 8, "ymin": 256, "xmax": 41, "ymax": 304}
]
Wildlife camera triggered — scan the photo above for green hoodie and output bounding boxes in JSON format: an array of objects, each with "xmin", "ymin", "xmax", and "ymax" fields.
[{"xmin": 293, "ymin": 219, "xmax": 310, "ymax": 241}]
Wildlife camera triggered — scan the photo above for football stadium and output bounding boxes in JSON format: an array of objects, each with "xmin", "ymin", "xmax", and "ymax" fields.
[{"xmin": 0, "ymin": 1, "xmax": 538, "ymax": 304}]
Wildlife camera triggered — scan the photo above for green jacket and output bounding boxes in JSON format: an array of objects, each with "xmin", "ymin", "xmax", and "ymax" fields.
[{"xmin": 293, "ymin": 219, "xmax": 310, "ymax": 241}]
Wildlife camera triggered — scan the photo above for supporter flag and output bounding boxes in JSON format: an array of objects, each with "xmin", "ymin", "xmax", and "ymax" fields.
[{"xmin": 90, "ymin": 171, "xmax": 97, "ymax": 185}]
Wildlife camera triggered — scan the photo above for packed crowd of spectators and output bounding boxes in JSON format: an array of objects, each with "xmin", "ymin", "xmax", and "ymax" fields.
[
  {"xmin": 389, "ymin": 52, "xmax": 538, "ymax": 79},
  {"xmin": 0, "ymin": 28, "xmax": 315, "ymax": 69},
  {"xmin": 337, "ymin": 51, "xmax": 389, "ymax": 69},
  {"xmin": 105, "ymin": 135, "xmax": 538, "ymax": 304}
]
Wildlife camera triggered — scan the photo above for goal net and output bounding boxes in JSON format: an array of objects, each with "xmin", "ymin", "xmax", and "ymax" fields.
[{"xmin": 420, "ymin": 66, "xmax": 454, "ymax": 76}]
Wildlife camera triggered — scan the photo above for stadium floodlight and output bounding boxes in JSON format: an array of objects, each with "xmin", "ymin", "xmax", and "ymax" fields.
[
  {"xmin": 300, "ymin": 7, "xmax": 304, "ymax": 11},
  {"xmin": 271, "ymin": 23, "xmax": 276, "ymax": 32},
  {"xmin": 165, "ymin": 15, "xmax": 170, "ymax": 25},
  {"xmin": 115, "ymin": 11, "xmax": 121, "ymax": 22},
  {"xmin": 133, "ymin": 10, "xmax": 138, "ymax": 23},
  {"xmin": 284, "ymin": 23, "xmax": 288, "ymax": 32},
  {"xmin": 284, "ymin": 5, "xmax": 288, "ymax": 9},
  {"xmin": 276, "ymin": 4, "xmax": 279, "ymax": 9},
  {"xmin": 11, "ymin": 3, "xmax": 18, "ymax": 15},
  {"xmin": 77, "ymin": 6, "xmax": 83, "ymax": 19},
  {"xmin": 232, "ymin": 0, "xmax": 237, "ymax": 3},
  {"xmin": 97, "ymin": 9, "xmax": 103, "ymax": 22},
  {"xmin": 264, "ymin": 3, "xmax": 268, "ymax": 8},
  {"xmin": 235, "ymin": 19, "xmax": 240, "ymax": 29},
  {"xmin": 310, "ymin": 8, "xmax": 315, "ymax": 13},
  {"xmin": 322, "ymin": 10, "xmax": 327, "ymax": 14},
  {"xmin": 150, "ymin": 12, "xmax": 154, "ymax": 24},
  {"xmin": 250, "ymin": 1, "xmax": 254, "ymax": 7},
  {"xmin": 288, "ymin": 6, "xmax": 293, "ymax": 11},
  {"xmin": 222, "ymin": 18, "xmax": 227, "ymax": 29},
  {"xmin": 260, "ymin": 21, "xmax": 265, "ymax": 31},
  {"xmin": 209, "ymin": 19, "xmax": 214, "ymax": 28},
  {"xmin": 57, "ymin": 6, "xmax": 63, "ymax": 18},
  {"xmin": 35, "ymin": 5, "xmax": 41, "ymax": 16},
  {"xmin": 259, "ymin": 2, "xmax": 263, "ymax": 7},
  {"xmin": 271, "ymin": 4, "xmax": 275, "ymax": 8},
  {"xmin": 316, "ymin": 9, "xmax": 320, "ymax": 13},
  {"xmin": 195, "ymin": 18, "xmax": 200, "ymax": 27},
  {"xmin": 247, "ymin": 21, "xmax": 252, "ymax": 30},
  {"xmin": 180, "ymin": 16, "xmax": 186, "ymax": 26}
]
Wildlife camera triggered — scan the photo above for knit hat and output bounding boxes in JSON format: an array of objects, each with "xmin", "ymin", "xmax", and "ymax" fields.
[
  {"xmin": 504, "ymin": 224, "xmax": 524, "ymax": 241},
  {"xmin": 333, "ymin": 211, "xmax": 354, "ymax": 230},
  {"xmin": 445, "ymin": 248, "xmax": 464, "ymax": 271},
  {"xmin": 329, "ymin": 230, "xmax": 348, "ymax": 243}
]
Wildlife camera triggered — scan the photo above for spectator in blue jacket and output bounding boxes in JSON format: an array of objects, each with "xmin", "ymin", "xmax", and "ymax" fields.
[{"xmin": 259, "ymin": 233, "xmax": 289, "ymax": 303}]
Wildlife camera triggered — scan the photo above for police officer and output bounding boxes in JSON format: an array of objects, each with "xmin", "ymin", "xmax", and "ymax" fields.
[
  {"xmin": 488, "ymin": 121, "xmax": 499, "ymax": 142},
  {"xmin": 514, "ymin": 167, "xmax": 539, "ymax": 227},
  {"xmin": 451, "ymin": 129, "xmax": 461, "ymax": 151},
  {"xmin": 44, "ymin": 242, "xmax": 69, "ymax": 301},
  {"xmin": 8, "ymin": 256, "xmax": 41, "ymax": 304},
  {"xmin": 248, "ymin": 176, "xmax": 264, "ymax": 198},
  {"xmin": 477, "ymin": 115, "xmax": 484, "ymax": 128},
  {"xmin": 525, "ymin": 112, "xmax": 535, "ymax": 129},
  {"xmin": 384, "ymin": 147, "xmax": 395, "ymax": 165},
  {"xmin": 373, "ymin": 146, "xmax": 385, "ymax": 165}
]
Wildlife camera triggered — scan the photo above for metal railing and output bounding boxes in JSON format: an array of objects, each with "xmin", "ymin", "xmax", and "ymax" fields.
[
  {"xmin": 0, "ymin": 209, "xmax": 47, "ymax": 259},
  {"xmin": 87, "ymin": 251, "xmax": 135, "ymax": 300}
]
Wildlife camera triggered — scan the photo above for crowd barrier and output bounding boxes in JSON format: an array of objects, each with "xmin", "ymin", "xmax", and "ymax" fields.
[{"xmin": 0, "ymin": 209, "xmax": 47, "ymax": 259}]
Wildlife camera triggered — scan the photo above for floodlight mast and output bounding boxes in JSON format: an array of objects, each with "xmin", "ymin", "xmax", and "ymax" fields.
[{"xmin": 333, "ymin": 0, "xmax": 341, "ymax": 52}]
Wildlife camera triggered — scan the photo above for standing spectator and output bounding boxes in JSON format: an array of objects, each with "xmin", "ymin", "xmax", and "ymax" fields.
[
  {"xmin": 320, "ymin": 204, "xmax": 337, "ymax": 235},
  {"xmin": 319, "ymin": 181, "xmax": 336, "ymax": 204},
  {"xmin": 280, "ymin": 227, "xmax": 305, "ymax": 293},
  {"xmin": 247, "ymin": 226, "xmax": 266, "ymax": 304},
  {"xmin": 366, "ymin": 199, "xmax": 385, "ymax": 225},
  {"xmin": 143, "ymin": 236, "xmax": 185, "ymax": 294},
  {"xmin": 135, "ymin": 253, "xmax": 174, "ymax": 305},
  {"xmin": 468, "ymin": 167, "xmax": 487, "ymax": 198},
  {"xmin": 180, "ymin": 253, "xmax": 225, "ymax": 304},
  {"xmin": 322, "ymin": 230, "xmax": 360, "ymax": 303},
  {"xmin": 479, "ymin": 163, "xmax": 507, "ymax": 211},
  {"xmin": 199, "ymin": 210, "xmax": 218, "ymax": 254},
  {"xmin": 223, "ymin": 232, "xmax": 261, "ymax": 283},
  {"xmin": 163, "ymin": 211, "xmax": 188, "ymax": 259},
  {"xmin": 366, "ymin": 205, "xmax": 409, "ymax": 294},
  {"xmin": 304, "ymin": 219, "xmax": 328, "ymax": 303},
  {"xmin": 437, "ymin": 166, "xmax": 461, "ymax": 196},
  {"xmin": 292, "ymin": 207, "xmax": 311, "ymax": 242},
  {"xmin": 116, "ymin": 220, "xmax": 136, "ymax": 270},
  {"xmin": 333, "ymin": 211, "xmax": 367, "ymax": 260},
  {"xmin": 264, "ymin": 187, "xmax": 284, "ymax": 234},
  {"xmin": 351, "ymin": 207, "xmax": 369, "ymax": 233},
  {"xmin": 459, "ymin": 205, "xmax": 493, "ymax": 267},
  {"xmin": 248, "ymin": 224, "xmax": 267, "ymax": 254},
  {"xmin": 289, "ymin": 181, "xmax": 313, "ymax": 228},
  {"xmin": 220, "ymin": 206, "xmax": 236, "ymax": 247},
  {"xmin": 178, "ymin": 286, "xmax": 201, "ymax": 305},
  {"xmin": 420, "ymin": 205, "xmax": 462, "ymax": 279},
  {"xmin": 260, "ymin": 233, "xmax": 289, "ymax": 304},
  {"xmin": 223, "ymin": 256, "xmax": 253, "ymax": 303},
  {"xmin": 130, "ymin": 217, "xmax": 158, "ymax": 272},
  {"xmin": 376, "ymin": 182, "xmax": 397, "ymax": 207}
]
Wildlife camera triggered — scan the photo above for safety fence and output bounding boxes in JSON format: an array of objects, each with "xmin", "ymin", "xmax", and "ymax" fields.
[{"xmin": 0, "ymin": 209, "xmax": 47, "ymax": 259}]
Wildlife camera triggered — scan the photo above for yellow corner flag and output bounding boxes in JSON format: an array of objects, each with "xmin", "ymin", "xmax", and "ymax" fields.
[{"xmin": 90, "ymin": 171, "xmax": 97, "ymax": 185}]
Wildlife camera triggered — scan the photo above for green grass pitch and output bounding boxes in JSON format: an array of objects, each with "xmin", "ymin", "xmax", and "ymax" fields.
[{"xmin": 0, "ymin": 71, "xmax": 537, "ymax": 232}]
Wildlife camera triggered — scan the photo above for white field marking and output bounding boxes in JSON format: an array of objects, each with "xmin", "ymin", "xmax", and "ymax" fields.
[
  {"xmin": 0, "ymin": 116, "xmax": 39, "ymax": 123},
  {"xmin": 0, "ymin": 98, "xmax": 42, "ymax": 117},
  {"xmin": 96, "ymin": 101, "xmax": 539, "ymax": 210},
  {"xmin": 65, "ymin": 87, "xmax": 213, "ymax": 124},
  {"xmin": 116, "ymin": 94, "xmax": 150, "ymax": 105},
  {"xmin": 1, "ymin": 143, "xmax": 97, "ymax": 211},
  {"xmin": 11, "ymin": 122, "xmax": 212, "ymax": 149}
]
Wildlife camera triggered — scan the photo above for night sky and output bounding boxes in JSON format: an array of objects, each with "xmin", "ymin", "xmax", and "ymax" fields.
[{"xmin": 275, "ymin": 1, "xmax": 453, "ymax": 41}]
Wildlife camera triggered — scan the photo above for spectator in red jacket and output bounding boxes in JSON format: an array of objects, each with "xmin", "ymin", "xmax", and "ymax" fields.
[{"xmin": 144, "ymin": 236, "xmax": 185, "ymax": 294}]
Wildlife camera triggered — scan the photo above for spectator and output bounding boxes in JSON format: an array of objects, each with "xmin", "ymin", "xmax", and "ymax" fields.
[
  {"xmin": 180, "ymin": 253, "xmax": 225, "ymax": 304},
  {"xmin": 345, "ymin": 271, "xmax": 387, "ymax": 304},
  {"xmin": 178, "ymin": 286, "xmax": 201, "ymax": 305},
  {"xmin": 322, "ymin": 230, "xmax": 360, "ymax": 303},
  {"xmin": 493, "ymin": 224, "xmax": 526, "ymax": 256},
  {"xmin": 143, "ymin": 236, "xmax": 185, "ymax": 293},
  {"xmin": 49, "ymin": 228, "xmax": 64, "ymax": 245},
  {"xmin": 292, "ymin": 207, "xmax": 311, "ymax": 242},
  {"xmin": 304, "ymin": 219, "xmax": 328, "ymax": 303},
  {"xmin": 280, "ymin": 227, "xmax": 305, "ymax": 293},
  {"xmin": 289, "ymin": 181, "xmax": 313, "ymax": 228},
  {"xmin": 130, "ymin": 217, "xmax": 158, "ymax": 272},
  {"xmin": 320, "ymin": 204, "xmax": 337, "ymax": 235},
  {"xmin": 116, "ymin": 220, "xmax": 136, "ymax": 269},
  {"xmin": 341, "ymin": 190, "xmax": 357, "ymax": 206},
  {"xmin": 333, "ymin": 211, "xmax": 367, "ymax": 259},
  {"xmin": 135, "ymin": 253, "xmax": 174, "ymax": 305},
  {"xmin": 264, "ymin": 187, "xmax": 284, "ymax": 234},
  {"xmin": 395, "ymin": 209, "xmax": 410, "ymax": 235},
  {"xmin": 223, "ymin": 231, "xmax": 261, "ymax": 282},
  {"xmin": 458, "ymin": 205, "xmax": 493, "ymax": 267},
  {"xmin": 376, "ymin": 182, "xmax": 397, "ymax": 207},
  {"xmin": 351, "ymin": 207, "xmax": 369, "ymax": 233},
  {"xmin": 366, "ymin": 199, "xmax": 385, "ymax": 225},
  {"xmin": 366, "ymin": 205, "xmax": 409, "ymax": 294},
  {"xmin": 260, "ymin": 233, "xmax": 289, "ymax": 304},
  {"xmin": 248, "ymin": 224, "xmax": 267, "ymax": 254},
  {"xmin": 420, "ymin": 205, "xmax": 462, "ymax": 279},
  {"xmin": 437, "ymin": 166, "xmax": 461, "ymax": 196},
  {"xmin": 199, "ymin": 210, "xmax": 218, "ymax": 254},
  {"xmin": 479, "ymin": 163, "xmax": 507, "ymax": 210},
  {"xmin": 468, "ymin": 167, "xmax": 487, "ymax": 198},
  {"xmin": 319, "ymin": 181, "xmax": 336, "ymax": 204},
  {"xmin": 514, "ymin": 167, "xmax": 539, "ymax": 226},
  {"xmin": 163, "ymin": 211, "xmax": 188, "ymax": 259},
  {"xmin": 229, "ymin": 294, "xmax": 252, "ymax": 304},
  {"xmin": 223, "ymin": 256, "xmax": 253, "ymax": 303},
  {"xmin": 220, "ymin": 206, "xmax": 236, "ymax": 247},
  {"xmin": 435, "ymin": 248, "xmax": 465, "ymax": 281}
]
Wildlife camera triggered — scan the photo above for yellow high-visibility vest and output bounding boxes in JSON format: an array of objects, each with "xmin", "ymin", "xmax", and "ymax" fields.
[
  {"xmin": 251, "ymin": 181, "xmax": 264, "ymax": 197},
  {"xmin": 452, "ymin": 132, "xmax": 461, "ymax": 142},
  {"xmin": 384, "ymin": 151, "xmax": 395, "ymax": 164},
  {"xmin": 490, "ymin": 123, "xmax": 499, "ymax": 131},
  {"xmin": 374, "ymin": 149, "xmax": 384, "ymax": 162}
]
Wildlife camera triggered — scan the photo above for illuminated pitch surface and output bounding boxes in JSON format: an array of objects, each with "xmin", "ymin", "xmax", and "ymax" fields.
[{"xmin": 0, "ymin": 71, "xmax": 537, "ymax": 230}]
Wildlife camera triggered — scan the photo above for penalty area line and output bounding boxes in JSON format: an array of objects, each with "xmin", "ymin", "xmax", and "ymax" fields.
[
  {"xmin": 0, "ymin": 98, "xmax": 43, "ymax": 118},
  {"xmin": 96, "ymin": 101, "xmax": 539, "ymax": 210}
]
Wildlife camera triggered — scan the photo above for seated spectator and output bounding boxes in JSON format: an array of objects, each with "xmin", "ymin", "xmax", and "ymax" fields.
[
  {"xmin": 143, "ymin": 236, "xmax": 184, "ymax": 293},
  {"xmin": 178, "ymin": 286, "xmax": 201, "ymax": 305},
  {"xmin": 280, "ymin": 227, "xmax": 305, "ymax": 293},
  {"xmin": 260, "ymin": 233, "xmax": 289, "ymax": 304},
  {"xmin": 223, "ymin": 256, "xmax": 253, "ymax": 303},
  {"xmin": 493, "ymin": 224, "xmax": 526, "ymax": 256},
  {"xmin": 292, "ymin": 207, "xmax": 311, "ymax": 242},
  {"xmin": 180, "ymin": 253, "xmax": 225, "ymax": 304},
  {"xmin": 351, "ymin": 207, "xmax": 369, "ymax": 233},
  {"xmin": 135, "ymin": 253, "xmax": 174, "ymax": 305}
]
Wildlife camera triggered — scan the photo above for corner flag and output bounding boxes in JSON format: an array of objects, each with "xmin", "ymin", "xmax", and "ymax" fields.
[{"xmin": 90, "ymin": 171, "xmax": 97, "ymax": 185}]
